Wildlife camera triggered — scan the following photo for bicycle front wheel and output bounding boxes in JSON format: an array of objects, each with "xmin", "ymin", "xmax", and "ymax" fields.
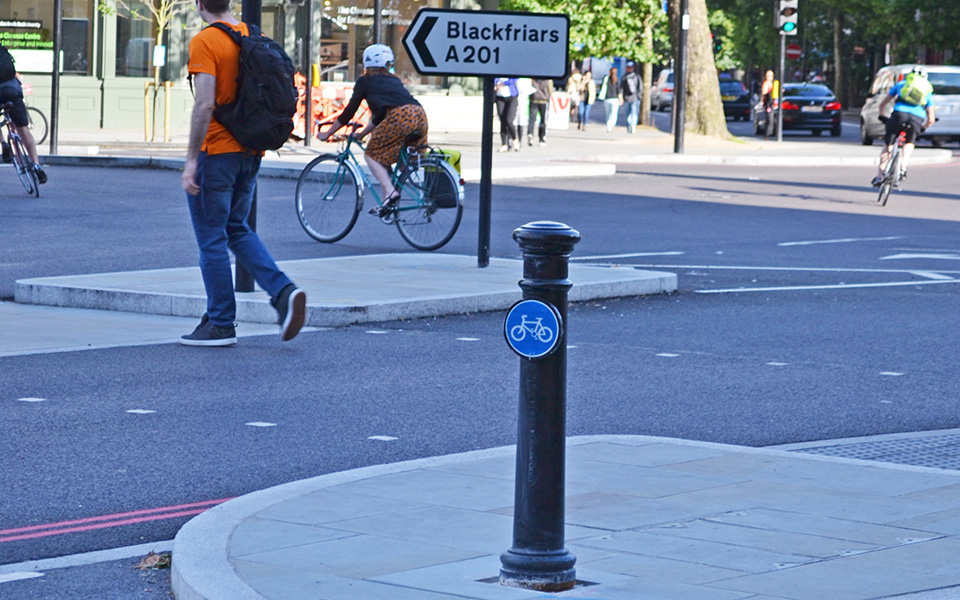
[
  {"xmin": 10, "ymin": 134, "xmax": 38, "ymax": 197},
  {"xmin": 26, "ymin": 107, "xmax": 48, "ymax": 146},
  {"xmin": 395, "ymin": 156, "xmax": 463, "ymax": 251},
  {"xmin": 296, "ymin": 154, "xmax": 361, "ymax": 243}
]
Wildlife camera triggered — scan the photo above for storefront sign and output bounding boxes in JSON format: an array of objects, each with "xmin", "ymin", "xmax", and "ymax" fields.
[{"xmin": 403, "ymin": 8, "xmax": 568, "ymax": 78}]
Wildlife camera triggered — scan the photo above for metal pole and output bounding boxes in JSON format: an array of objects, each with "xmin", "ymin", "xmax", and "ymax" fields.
[
  {"xmin": 500, "ymin": 221, "xmax": 580, "ymax": 592},
  {"xmin": 777, "ymin": 34, "xmax": 785, "ymax": 143},
  {"xmin": 50, "ymin": 0, "xmax": 63, "ymax": 155},
  {"xmin": 236, "ymin": 0, "xmax": 263, "ymax": 293},
  {"xmin": 304, "ymin": 0, "xmax": 313, "ymax": 147},
  {"xmin": 673, "ymin": 0, "xmax": 688, "ymax": 154},
  {"xmin": 477, "ymin": 76, "xmax": 494, "ymax": 268},
  {"xmin": 373, "ymin": 0, "xmax": 383, "ymax": 44}
]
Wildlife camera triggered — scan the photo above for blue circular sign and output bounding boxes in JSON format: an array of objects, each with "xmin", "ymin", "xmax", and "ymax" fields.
[{"xmin": 504, "ymin": 299, "xmax": 563, "ymax": 359}]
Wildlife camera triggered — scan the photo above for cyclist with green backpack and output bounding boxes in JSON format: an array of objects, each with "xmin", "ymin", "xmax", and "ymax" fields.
[{"xmin": 871, "ymin": 66, "xmax": 935, "ymax": 187}]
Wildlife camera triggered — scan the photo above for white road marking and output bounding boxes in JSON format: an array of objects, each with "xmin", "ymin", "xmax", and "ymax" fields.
[
  {"xmin": 16, "ymin": 397, "xmax": 46, "ymax": 403},
  {"xmin": 570, "ymin": 251, "xmax": 684, "ymax": 261},
  {"xmin": 880, "ymin": 253, "xmax": 960, "ymax": 261},
  {"xmin": 125, "ymin": 409, "xmax": 156, "ymax": 414},
  {"xmin": 456, "ymin": 337, "xmax": 480, "ymax": 342},
  {"xmin": 766, "ymin": 362, "xmax": 788, "ymax": 366},
  {"xmin": 365, "ymin": 330, "xmax": 389, "ymax": 334},
  {"xmin": 245, "ymin": 422, "xmax": 277, "ymax": 428},
  {"xmin": 630, "ymin": 264, "xmax": 960, "ymax": 275},
  {"xmin": 0, "ymin": 572, "xmax": 43, "ymax": 584},
  {"xmin": 697, "ymin": 280, "xmax": 960, "ymax": 294},
  {"xmin": 911, "ymin": 271, "xmax": 954, "ymax": 280},
  {"xmin": 880, "ymin": 372, "xmax": 904, "ymax": 377},
  {"xmin": 778, "ymin": 236, "xmax": 903, "ymax": 247},
  {"xmin": 368, "ymin": 436, "xmax": 398, "ymax": 441},
  {"xmin": 656, "ymin": 353, "xmax": 680, "ymax": 358}
]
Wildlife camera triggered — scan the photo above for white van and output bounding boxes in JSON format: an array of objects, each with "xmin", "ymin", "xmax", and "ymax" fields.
[{"xmin": 859, "ymin": 64, "xmax": 960, "ymax": 146}]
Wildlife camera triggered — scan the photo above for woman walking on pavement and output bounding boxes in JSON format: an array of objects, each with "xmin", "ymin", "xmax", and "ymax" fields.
[
  {"xmin": 578, "ymin": 70, "xmax": 596, "ymax": 131},
  {"xmin": 494, "ymin": 77, "xmax": 520, "ymax": 152},
  {"xmin": 599, "ymin": 66, "xmax": 621, "ymax": 133}
]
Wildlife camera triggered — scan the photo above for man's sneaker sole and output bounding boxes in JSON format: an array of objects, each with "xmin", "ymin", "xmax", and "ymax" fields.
[
  {"xmin": 180, "ymin": 336, "xmax": 237, "ymax": 347},
  {"xmin": 281, "ymin": 288, "xmax": 307, "ymax": 342}
]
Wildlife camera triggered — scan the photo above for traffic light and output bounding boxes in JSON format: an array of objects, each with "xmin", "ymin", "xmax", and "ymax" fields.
[{"xmin": 778, "ymin": 0, "xmax": 799, "ymax": 36}]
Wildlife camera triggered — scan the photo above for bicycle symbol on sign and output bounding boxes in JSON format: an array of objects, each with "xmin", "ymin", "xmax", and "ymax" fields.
[{"xmin": 509, "ymin": 315, "xmax": 554, "ymax": 344}]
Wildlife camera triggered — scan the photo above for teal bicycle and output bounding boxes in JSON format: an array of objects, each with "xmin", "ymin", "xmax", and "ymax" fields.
[{"xmin": 295, "ymin": 123, "xmax": 464, "ymax": 251}]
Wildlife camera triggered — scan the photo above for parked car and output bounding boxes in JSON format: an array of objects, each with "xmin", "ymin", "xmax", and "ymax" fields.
[
  {"xmin": 651, "ymin": 69, "xmax": 674, "ymax": 111},
  {"xmin": 859, "ymin": 64, "xmax": 960, "ymax": 146},
  {"xmin": 720, "ymin": 80, "xmax": 750, "ymax": 121},
  {"xmin": 753, "ymin": 83, "xmax": 842, "ymax": 137}
]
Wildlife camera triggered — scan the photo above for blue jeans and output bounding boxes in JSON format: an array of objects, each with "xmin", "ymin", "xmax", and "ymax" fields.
[
  {"xmin": 187, "ymin": 152, "xmax": 292, "ymax": 326},
  {"xmin": 623, "ymin": 99, "xmax": 639, "ymax": 132},
  {"xmin": 603, "ymin": 98, "xmax": 619, "ymax": 132},
  {"xmin": 578, "ymin": 102, "xmax": 592, "ymax": 127}
]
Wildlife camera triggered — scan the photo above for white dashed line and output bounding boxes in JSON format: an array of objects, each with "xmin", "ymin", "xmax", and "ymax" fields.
[
  {"xmin": 16, "ymin": 397, "xmax": 46, "ymax": 403},
  {"xmin": 880, "ymin": 372, "xmax": 904, "ymax": 377},
  {"xmin": 656, "ymin": 353, "xmax": 680, "ymax": 358},
  {"xmin": 245, "ymin": 422, "xmax": 277, "ymax": 428},
  {"xmin": 456, "ymin": 337, "xmax": 480, "ymax": 342},
  {"xmin": 125, "ymin": 409, "xmax": 156, "ymax": 414},
  {"xmin": 778, "ymin": 236, "xmax": 904, "ymax": 247},
  {"xmin": 368, "ymin": 436, "xmax": 399, "ymax": 441},
  {"xmin": 571, "ymin": 251, "xmax": 684, "ymax": 261},
  {"xmin": 0, "ymin": 572, "xmax": 44, "ymax": 584},
  {"xmin": 365, "ymin": 330, "xmax": 389, "ymax": 335},
  {"xmin": 697, "ymin": 280, "xmax": 960, "ymax": 294},
  {"xmin": 766, "ymin": 362, "xmax": 788, "ymax": 366}
]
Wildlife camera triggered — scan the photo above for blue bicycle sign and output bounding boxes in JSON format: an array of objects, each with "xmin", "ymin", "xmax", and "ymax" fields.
[{"xmin": 504, "ymin": 299, "xmax": 562, "ymax": 359}]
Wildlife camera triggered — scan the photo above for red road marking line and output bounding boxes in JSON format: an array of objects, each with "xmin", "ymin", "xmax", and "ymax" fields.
[{"xmin": 0, "ymin": 498, "xmax": 233, "ymax": 543}]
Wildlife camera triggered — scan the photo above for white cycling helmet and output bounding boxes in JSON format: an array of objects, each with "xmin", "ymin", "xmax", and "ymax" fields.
[
  {"xmin": 363, "ymin": 44, "xmax": 394, "ymax": 69},
  {"xmin": 911, "ymin": 65, "xmax": 927, "ymax": 78}
]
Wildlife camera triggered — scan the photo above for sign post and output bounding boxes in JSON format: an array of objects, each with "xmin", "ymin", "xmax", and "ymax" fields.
[{"xmin": 403, "ymin": 9, "xmax": 569, "ymax": 268}]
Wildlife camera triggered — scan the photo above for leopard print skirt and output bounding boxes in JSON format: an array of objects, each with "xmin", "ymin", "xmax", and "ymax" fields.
[{"xmin": 365, "ymin": 104, "xmax": 428, "ymax": 167}]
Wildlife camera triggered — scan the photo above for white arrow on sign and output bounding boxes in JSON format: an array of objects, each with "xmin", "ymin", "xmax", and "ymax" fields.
[{"xmin": 402, "ymin": 8, "xmax": 569, "ymax": 78}]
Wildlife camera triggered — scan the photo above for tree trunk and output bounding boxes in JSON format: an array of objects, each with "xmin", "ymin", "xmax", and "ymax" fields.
[
  {"xmin": 832, "ymin": 12, "xmax": 844, "ymax": 107},
  {"xmin": 641, "ymin": 19, "xmax": 653, "ymax": 126},
  {"xmin": 670, "ymin": 0, "xmax": 729, "ymax": 138}
]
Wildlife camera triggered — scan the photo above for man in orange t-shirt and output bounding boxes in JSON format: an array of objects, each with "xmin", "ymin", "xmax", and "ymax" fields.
[{"xmin": 180, "ymin": 0, "xmax": 305, "ymax": 347}]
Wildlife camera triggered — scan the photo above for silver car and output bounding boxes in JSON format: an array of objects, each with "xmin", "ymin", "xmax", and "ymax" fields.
[
  {"xmin": 859, "ymin": 64, "xmax": 960, "ymax": 146},
  {"xmin": 651, "ymin": 69, "xmax": 674, "ymax": 112}
]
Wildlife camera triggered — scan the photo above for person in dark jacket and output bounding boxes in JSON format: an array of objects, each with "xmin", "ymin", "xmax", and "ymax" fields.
[
  {"xmin": 527, "ymin": 78, "xmax": 553, "ymax": 146},
  {"xmin": 494, "ymin": 77, "xmax": 519, "ymax": 152},
  {"xmin": 0, "ymin": 43, "xmax": 46, "ymax": 183}
]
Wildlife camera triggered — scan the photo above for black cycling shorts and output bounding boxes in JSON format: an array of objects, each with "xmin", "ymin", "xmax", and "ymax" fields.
[
  {"xmin": 884, "ymin": 110, "xmax": 924, "ymax": 146},
  {"xmin": 0, "ymin": 79, "xmax": 28, "ymax": 128}
]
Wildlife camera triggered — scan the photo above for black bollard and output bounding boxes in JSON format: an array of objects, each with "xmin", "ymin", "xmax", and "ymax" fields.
[{"xmin": 500, "ymin": 221, "xmax": 580, "ymax": 592}]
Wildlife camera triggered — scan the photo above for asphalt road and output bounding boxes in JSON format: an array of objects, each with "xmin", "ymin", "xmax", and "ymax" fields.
[{"xmin": 2, "ymin": 158, "xmax": 960, "ymax": 598}]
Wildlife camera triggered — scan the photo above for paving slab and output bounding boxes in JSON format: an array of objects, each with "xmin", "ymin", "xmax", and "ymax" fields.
[{"xmin": 171, "ymin": 435, "xmax": 960, "ymax": 600}]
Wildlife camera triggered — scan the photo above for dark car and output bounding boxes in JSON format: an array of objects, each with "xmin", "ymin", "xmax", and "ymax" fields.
[
  {"xmin": 753, "ymin": 83, "xmax": 842, "ymax": 137},
  {"xmin": 720, "ymin": 80, "xmax": 750, "ymax": 121}
]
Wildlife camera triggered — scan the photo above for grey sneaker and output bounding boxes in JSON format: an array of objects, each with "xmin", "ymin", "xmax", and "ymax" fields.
[
  {"xmin": 271, "ymin": 284, "xmax": 306, "ymax": 342},
  {"xmin": 180, "ymin": 314, "xmax": 237, "ymax": 347},
  {"xmin": 34, "ymin": 165, "xmax": 47, "ymax": 184}
]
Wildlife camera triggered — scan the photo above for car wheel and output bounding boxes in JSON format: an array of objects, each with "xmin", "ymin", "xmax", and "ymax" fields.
[
  {"xmin": 831, "ymin": 125, "xmax": 842, "ymax": 137},
  {"xmin": 811, "ymin": 129, "xmax": 823, "ymax": 137},
  {"xmin": 859, "ymin": 120, "xmax": 873, "ymax": 146}
]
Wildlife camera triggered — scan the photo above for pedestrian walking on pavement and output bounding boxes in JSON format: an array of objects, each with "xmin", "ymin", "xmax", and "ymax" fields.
[
  {"xmin": 620, "ymin": 61, "xmax": 642, "ymax": 133},
  {"xmin": 566, "ymin": 66, "xmax": 582, "ymax": 128},
  {"xmin": 578, "ymin": 70, "xmax": 596, "ymax": 131},
  {"xmin": 527, "ymin": 78, "xmax": 553, "ymax": 146},
  {"xmin": 599, "ymin": 67, "xmax": 621, "ymax": 133},
  {"xmin": 494, "ymin": 77, "xmax": 520, "ymax": 152},
  {"xmin": 181, "ymin": 0, "xmax": 306, "ymax": 347}
]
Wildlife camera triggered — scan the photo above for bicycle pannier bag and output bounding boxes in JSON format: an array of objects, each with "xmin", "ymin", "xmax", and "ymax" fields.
[
  {"xmin": 426, "ymin": 150, "xmax": 460, "ymax": 209},
  {"xmin": 209, "ymin": 23, "xmax": 297, "ymax": 151},
  {"xmin": 0, "ymin": 46, "xmax": 16, "ymax": 82},
  {"xmin": 898, "ymin": 73, "xmax": 933, "ymax": 106}
]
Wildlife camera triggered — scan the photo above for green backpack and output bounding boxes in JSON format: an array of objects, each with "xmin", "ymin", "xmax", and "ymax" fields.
[{"xmin": 899, "ymin": 72, "xmax": 933, "ymax": 105}]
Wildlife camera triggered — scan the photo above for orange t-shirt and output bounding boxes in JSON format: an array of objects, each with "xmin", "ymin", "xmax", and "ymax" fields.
[{"xmin": 188, "ymin": 21, "xmax": 248, "ymax": 155}]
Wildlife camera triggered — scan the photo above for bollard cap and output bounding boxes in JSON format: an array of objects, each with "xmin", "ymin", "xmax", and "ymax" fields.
[{"xmin": 513, "ymin": 222, "xmax": 581, "ymax": 254}]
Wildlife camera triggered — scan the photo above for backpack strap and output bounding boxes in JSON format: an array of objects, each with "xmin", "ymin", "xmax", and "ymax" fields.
[{"xmin": 188, "ymin": 22, "xmax": 261, "ymax": 96}]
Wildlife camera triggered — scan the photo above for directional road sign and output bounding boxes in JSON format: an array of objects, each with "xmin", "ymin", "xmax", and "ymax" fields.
[{"xmin": 402, "ymin": 8, "xmax": 569, "ymax": 78}]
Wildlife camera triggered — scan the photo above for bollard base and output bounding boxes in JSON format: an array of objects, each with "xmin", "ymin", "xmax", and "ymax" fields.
[{"xmin": 499, "ymin": 548, "xmax": 576, "ymax": 592}]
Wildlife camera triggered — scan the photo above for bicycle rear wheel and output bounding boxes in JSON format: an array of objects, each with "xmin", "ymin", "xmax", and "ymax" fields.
[
  {"xmin": 877, "ymin": 146, "xmax": 900, "ymax": 207},
  {"xmin": 9, "ymin": 134, "xmax": 38, "ymax": 197},
  {"xmin": 296, "ymin": 154, "xmax": 361, "ymax": 243},
  {"xmin": 395, "ymin": 155, "xmax": 463, "ymax": 251},
  {"xmin": 26, "ymin": 107, "xmax": 48, "ymax": 146}
]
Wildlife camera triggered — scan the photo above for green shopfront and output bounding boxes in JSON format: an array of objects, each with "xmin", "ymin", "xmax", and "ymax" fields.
[{"xmin": 0, "ymin": 0, "xmax": 475, "ymax": 138}]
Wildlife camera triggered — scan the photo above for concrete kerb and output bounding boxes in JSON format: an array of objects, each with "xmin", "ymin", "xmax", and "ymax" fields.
[{"xmin": 170, "ymin": 434, "xmax": 960, "ymax": 600}]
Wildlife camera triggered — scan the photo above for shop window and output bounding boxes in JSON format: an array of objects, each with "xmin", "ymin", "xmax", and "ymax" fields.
[
  {"xmin": 115, "ymin": 1, "xmax": 157, "ymax": 77},
  {"xmin": 0, "ymin": 0, "xmax": 92, "ymax": 75}
]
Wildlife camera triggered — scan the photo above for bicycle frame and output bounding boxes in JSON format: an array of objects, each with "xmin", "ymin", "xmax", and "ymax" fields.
[{"xmin": 331, "ymin": 133, "xmax": 424, "ymax": 212}]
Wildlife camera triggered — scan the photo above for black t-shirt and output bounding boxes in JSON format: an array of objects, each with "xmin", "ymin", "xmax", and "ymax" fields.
[
  {"xmin": 0, "ymin": 44, "xmax": 16, "ymax": 82},
  {"xmin": 339, "ymin": 73, "xmax": 420, "ymax": 126}
]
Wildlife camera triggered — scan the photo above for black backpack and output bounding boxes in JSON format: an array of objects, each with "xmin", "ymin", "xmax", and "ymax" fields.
[
  {"xmin": 0, "ymin": 46, "xmax": 16, "ymax": 82},
  {"xmin": 208, "ymin": 23, "xmax": 297, "ymax": 151}
]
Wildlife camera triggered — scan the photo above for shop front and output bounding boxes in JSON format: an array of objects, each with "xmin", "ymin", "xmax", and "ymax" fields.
[{"xmin": 1, "ymin": 0, "xmax": 471, "ymax": 140}]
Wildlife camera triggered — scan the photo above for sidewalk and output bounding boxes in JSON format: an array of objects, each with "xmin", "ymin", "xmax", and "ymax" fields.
[{"xmin": 172, "ymin": 435, "xmax": 960, "ymax": 600}]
